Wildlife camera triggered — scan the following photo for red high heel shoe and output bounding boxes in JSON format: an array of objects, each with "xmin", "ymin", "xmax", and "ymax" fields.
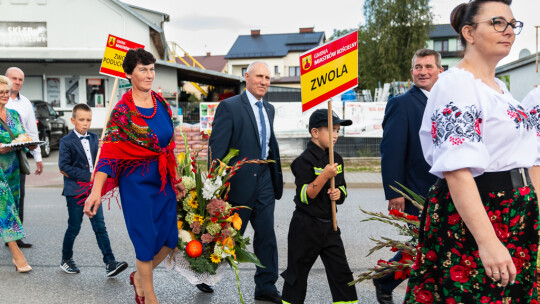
[{"xmin": 129, "ymin": 271, "xmax": 145, "ymax": 304}]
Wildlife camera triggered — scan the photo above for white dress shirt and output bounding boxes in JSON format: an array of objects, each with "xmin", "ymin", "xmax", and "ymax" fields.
[
  {"xmin": 7, "ymin": 93, "xmax": 42, "ymax": 162},
  {"xmin": 246, "ymin": 90, "xmax": 271, "ymax": 159},
  {"xmin": 420, "ymin": 67, "xmax": 538, "ymax": 178},
  {"xmin": 74, "ymin": 130, "xmax": 94, "ymax": 172},
  {"xmin": 521, "ymin": 86, "xmax": 540, "ymax": 165}
]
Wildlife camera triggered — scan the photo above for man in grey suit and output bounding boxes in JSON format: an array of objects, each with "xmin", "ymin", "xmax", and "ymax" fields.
[{"xmin": 209, "ymin": 61, "xmax": 283, "ymax": 303}]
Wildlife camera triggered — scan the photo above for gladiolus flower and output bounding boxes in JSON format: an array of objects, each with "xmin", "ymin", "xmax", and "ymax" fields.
[
  {"xmin": 177, "ymin": 153, "xmax": 185, "ymax": 164},
  {"xmin": 224, "ymin": 247, "xmax": 236, "ymax": 259},
  {"xmin": 223, "ymin": 236, "xmax": 235, "ymax": 249},
  {"xmin": 228, "ymin": 213, "xmax": 242, "ymax": 230}
]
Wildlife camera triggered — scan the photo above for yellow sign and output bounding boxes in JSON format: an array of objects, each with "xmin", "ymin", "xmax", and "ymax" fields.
[
  {"xmin": 99, "ymin": 34, "xmax": 144, "ymax": 79},
  {"xmin": 299, "ymin": 31, "xmax": 358, "ymax": 112}
]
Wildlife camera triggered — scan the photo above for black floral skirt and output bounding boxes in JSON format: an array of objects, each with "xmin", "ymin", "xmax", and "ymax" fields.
[{"xmin": 404, "ymin": 178, "xmax": 539, "ymax": 303}]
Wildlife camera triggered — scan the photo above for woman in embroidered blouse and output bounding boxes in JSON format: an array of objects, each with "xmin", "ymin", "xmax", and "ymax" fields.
[
  {"xmin": 405, "ymin": 0, "xmax": 540, "ymax": 303},
  {"xmin": 0, "ymin": 75, "xmax": 33, "ymax": 273},
  {"xmin": 84, "ymin": 49, "xmax": 185, "ymax": 304}
]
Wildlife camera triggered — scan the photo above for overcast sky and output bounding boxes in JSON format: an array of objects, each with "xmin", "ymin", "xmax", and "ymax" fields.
[{"xmin": 122, "ymin": 0, "xmax": 539, "ymax": 66}]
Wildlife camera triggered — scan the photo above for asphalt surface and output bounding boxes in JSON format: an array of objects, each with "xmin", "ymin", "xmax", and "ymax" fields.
[{"xmin": 1, "ymin": 152, "xmax": 406, "ymax": 304}]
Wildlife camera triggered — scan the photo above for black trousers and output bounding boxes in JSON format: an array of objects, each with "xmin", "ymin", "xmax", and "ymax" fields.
[
  {"xmin": 18, "ymin": 173, "xmax": 26, "ymax": 223},
  {"xmin": 235, "ymin": 165, "xmax": 279, "ymax": 295},
  {"xmin": 281, "ymin": 210, "xmax": 357, "ymax": 304}
]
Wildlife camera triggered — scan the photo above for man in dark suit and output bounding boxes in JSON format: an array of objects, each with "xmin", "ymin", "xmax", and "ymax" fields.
[
  {"xmin": 374, "ymin": 49, "xmax": 443, "ymax": 304},
  {"xmin": 209, "ymin": 61, "xmax": 283, "ymax": 303}
]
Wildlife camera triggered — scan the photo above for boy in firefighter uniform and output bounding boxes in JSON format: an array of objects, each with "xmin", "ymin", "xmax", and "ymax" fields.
[{"xmin": 281, "ymin": 109, "xmax": 358, "ymax": 304}]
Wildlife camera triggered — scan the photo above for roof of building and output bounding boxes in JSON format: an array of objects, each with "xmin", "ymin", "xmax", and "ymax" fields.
[
  {"xmin": 225, "ymin": 31, "xmax": 325, "ymax": 59},
  {"xmin": 176, "ymin": 54, "xmax": 227, "ymax": 72},
  {"xmin": 113, "ymin": 1, "xmax": 169, "ymax": 59},
  {"xmin": 496, "ymin": 52, "xmax": 539, "ymax": 74},
  {"xmin": 430, "ymin": 24, "xmax": 458, "ymax": 39},
  {"xmin": 270, "ymin": 76, "xmax": 300, "ymax": 84},
  {"xmin": 113, "ymin": 0, "xmax": 168, "ymax": 33},
  {"xmin": 156, "ymin": 60, "xmax": 243, "ymax": 86}
]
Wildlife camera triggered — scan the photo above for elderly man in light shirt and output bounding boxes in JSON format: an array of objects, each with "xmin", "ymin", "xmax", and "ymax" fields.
[{"xmin": 5, "ymin": 67, "xmax": 43, "ymax": 248}]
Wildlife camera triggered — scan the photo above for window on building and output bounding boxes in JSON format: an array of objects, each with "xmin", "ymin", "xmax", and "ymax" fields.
[
  {"xmin": 457, "ymin": 40, "xmax": 464, "ymax": 51},
  {"xmin": 434, "ymin": 39, "xmax": 449, "ymax": 52},
  {"xmin": 86, "ymin": 78, "xmax": 105, "ymax": 107},
  {"xmin": 65, "ymin": 76, "xmax": 79, "ymax": 107},
  {"xmin": 46, "ymin": 77, "xmax": 61, "ymax": 107},
  {"xmin": 274, "ymin": 65, "xmax": 279, "ymax": 74},
  {"xmin": 242, "ymin": 67, "xmax": 247, "ymax": 75},
  {"xmin": 289, "ymin": 66, "xmax": 301, "ymax": 77}
]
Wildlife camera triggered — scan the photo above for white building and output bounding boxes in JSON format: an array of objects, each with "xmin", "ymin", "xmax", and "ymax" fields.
[
  {"xmin": 496, "ymin": 52, "xmax": 540, "ymax": 101},
  {"xmin": 0, "ymin": 0, "xmax": 241, "ymax": 129}
]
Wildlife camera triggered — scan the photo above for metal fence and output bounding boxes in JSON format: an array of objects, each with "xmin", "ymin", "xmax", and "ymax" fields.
[{"xmin": 177, "ymin": 102, "xmax": 382, "ymax": 157}]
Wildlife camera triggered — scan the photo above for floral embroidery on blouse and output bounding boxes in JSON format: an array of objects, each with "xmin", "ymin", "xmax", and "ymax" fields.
[
  {"xmin": 507, "ymin": 104, "xmax": 532, "ymax": 131},
  {"xmin": 528, "ymin": 105, "xmax": 540, "ymax": 136},
  {"xmin": 431, "ymin": 101, "xmax": 483, "ymax": 147}
]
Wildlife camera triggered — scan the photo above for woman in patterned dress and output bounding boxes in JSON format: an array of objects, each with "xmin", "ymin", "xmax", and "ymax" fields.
[
  {"xmin": 404, "ymin": 0, "xmax": 539, "ymax": 303},
  {"xmin": 84, "ymin": 49, "xmax": 186, "ymax": 304},
  {"xmin": 0, "ymin": 75, "xmax": 33, "ymax": 272}
]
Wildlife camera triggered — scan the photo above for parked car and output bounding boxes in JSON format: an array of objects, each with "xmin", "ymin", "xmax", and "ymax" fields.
[{"xmin": 30, "ymin": 100, "xmax": 68, "ymax": 158}]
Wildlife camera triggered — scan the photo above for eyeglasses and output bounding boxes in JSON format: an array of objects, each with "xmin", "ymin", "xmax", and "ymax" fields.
[
  {"xmin": 475, "ymin": 17, "xmax": 523, "ymax": 35},
  {"xmin": 0, "ymin": 91, "xmax": 9, "ymax": 96}
]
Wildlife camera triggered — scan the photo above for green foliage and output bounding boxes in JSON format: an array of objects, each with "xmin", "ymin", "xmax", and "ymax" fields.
[
  {"xmin": 329, "ymin": 28, "xmax": 358, "ymax": 41},
  {"xmin": 357, "ymin": 0, "xmax": 434, "ymax": 91},
  {"xmin": 235, "ymin": 247, "xmax": 264, "ymax": 268},
  {"xmin": 183, "ymin": 251, "xmax": 219, "ymax": 275}
]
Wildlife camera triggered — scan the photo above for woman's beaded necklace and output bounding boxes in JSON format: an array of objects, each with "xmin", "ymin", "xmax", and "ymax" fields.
[{"xmin": 130, "ymin": 90, "xmax": 157, "ymax": 119}]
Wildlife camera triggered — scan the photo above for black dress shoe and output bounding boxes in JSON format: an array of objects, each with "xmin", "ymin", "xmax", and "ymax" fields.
[
  {"xmin": 373, "ymin": 279, "xmax": 394, "ymax": 304},
  {"xmin": 5, "ymin": 240, "xmax": 33, "ymax": 248},
  {"xmin": 254, "ymin": 290, "xmax": 282, "ymax": 303},
  {"xmin": 195, "ymin": 283, "xmax": 214, "ymax": 293},
  {"xmin": 17, "ymin": 240, "xmax": 33, "ymax": 248}
]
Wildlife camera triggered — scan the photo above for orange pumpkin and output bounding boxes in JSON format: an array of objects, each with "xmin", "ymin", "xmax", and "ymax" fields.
[{"xmin": 186, "ymin": 240, "xmax": 203, "ymax": 258}]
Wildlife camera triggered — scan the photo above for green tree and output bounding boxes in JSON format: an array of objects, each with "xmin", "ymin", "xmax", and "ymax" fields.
[
  {"xmin": 329, "ymin": 28, "xmax": 358, "ymax": 41},
  {"xmin": 358, "ymin": 0, "xmax": 433, "ymax": 91}
]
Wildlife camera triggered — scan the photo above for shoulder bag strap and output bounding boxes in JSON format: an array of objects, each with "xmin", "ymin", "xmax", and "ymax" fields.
[{"xmin": 0, "ymin": 117, "xmax": 17, "ymax": 140}]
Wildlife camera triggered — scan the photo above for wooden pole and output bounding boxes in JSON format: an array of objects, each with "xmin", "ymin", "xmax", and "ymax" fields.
[
  {"xmin": 328, "ymin": 100, "xmax": 337, "ymax": 231},
  {"xmin": 535, "ymin": 25, "xmax": 540, "ymax": 73},
  {"xmin": 90, "ymin": 77, "xmax": 119, "ymax": 182}
]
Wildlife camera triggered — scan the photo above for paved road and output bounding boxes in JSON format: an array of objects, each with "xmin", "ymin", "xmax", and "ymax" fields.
[
  {"xmin": 4, "ymin": 151, "xmax": 403, "ymax": 303},
  {"xmin": 1, "ymin": 186, "xmax": 408, "ymax": 304}
]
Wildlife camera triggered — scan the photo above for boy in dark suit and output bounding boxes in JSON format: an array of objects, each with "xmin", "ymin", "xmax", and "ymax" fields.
[
  {"xmin": 281, "ymin": 109, "xmax": 357, "ymax": 304},
  {"xmin": 58, "ymin": 104, "xmax": 127, "ymax": 276}
]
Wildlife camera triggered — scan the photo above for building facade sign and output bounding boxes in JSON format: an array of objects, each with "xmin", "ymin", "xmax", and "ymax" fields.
[{"xmin": 0, "ymin": 22, "xmax": 47, "ymax": 47}]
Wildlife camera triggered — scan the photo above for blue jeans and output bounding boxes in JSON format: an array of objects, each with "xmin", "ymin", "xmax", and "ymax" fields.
[{"xmin": 61, "ymin": 196, "xmax": 115, "ymax": 264}]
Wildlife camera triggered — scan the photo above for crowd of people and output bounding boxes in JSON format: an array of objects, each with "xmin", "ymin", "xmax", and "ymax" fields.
[{"xmin": 1, "ymin": 0, "xmax": 540, "ymax": 303}]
